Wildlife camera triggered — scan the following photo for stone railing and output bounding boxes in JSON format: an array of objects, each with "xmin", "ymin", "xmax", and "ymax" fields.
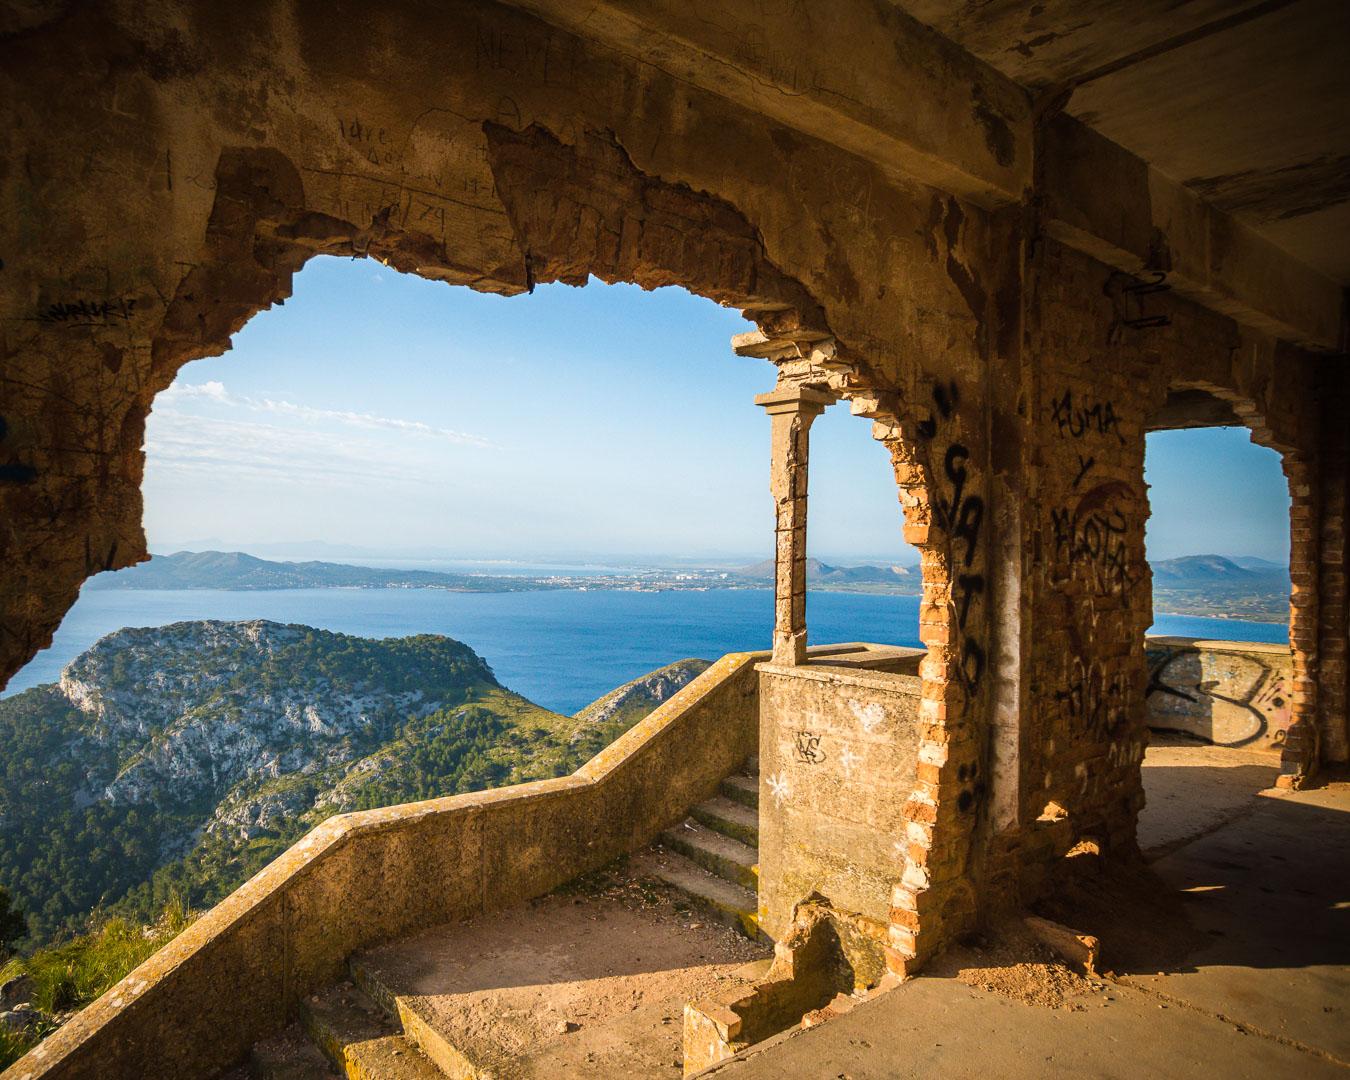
[
  {"xmin": 1145, "ymin": 636, "xmax": 1293, "ymax": 751},
  {"xmin": 5, "ymin": 651, "xmax": 764, "ymax": 1080}
]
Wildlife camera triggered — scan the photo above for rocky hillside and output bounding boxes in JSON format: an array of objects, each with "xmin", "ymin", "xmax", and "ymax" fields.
[
  {"xmin": 0, "ymin": 621, "xmax": 602, "ymax": 943},
  {"xmin": 569, "ymin": 658, "xmax": 712, "ymax": 759}
]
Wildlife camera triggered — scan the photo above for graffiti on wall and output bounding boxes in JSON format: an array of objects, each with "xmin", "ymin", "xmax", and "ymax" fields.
[
  {"xmin": 1146, "ymin": 641, "xmax": 1293, "ymax": 750},
  {"xmin": 1045, "ymin": 386, "xmax": 1144, "ymax": 743},
  {"xmin": 917, "ymin": 380, "xmax": 986, "ymax": 695},
  {"xmin": 1049, "ymin": 478, "xmax": 1139, "ymax": 598},
  {"xmin": 1055, "ymin": 656, "xmax": 1129, "ymax": 741},
  {"xmin": 1046, "ymin": 388, "xmax": 1141, "ymax": 600},
  {"xmin": 793, "ymin": 731, "xmax": 826, "ymax": 764},
  {"xmin": 1050, "ymin": 389, "xmax": 1124, "ymax": 443}
]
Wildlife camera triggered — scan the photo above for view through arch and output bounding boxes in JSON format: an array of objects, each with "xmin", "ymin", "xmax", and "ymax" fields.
[
  {"xmin": 0, "ymin": 256, "xmax": 923, "ymax": 943},
  {"xmin": 1142, "ymin": 423, "xmax": 1292, "ymax": 762}
]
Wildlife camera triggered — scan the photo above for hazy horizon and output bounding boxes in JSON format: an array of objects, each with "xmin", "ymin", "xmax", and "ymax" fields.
[
  {"xmin": 141, "ymin": 255, "xmax": 1293, "ymax": 568},
  {"xmin": 139, "ymin": 542, "xmax": 1287, "ymax": 571}
]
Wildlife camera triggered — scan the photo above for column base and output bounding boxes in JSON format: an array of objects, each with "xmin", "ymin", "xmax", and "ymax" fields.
[{"xmin": 772, "ymin": 630, "xmax": 808, "ymax": 666}]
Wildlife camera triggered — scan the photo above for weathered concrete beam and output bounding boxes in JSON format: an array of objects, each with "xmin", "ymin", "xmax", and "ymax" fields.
[
  {"xmin": 1040, "ymin": 115, "xmax": 1345, "ymax": 353},
  {"xmin": 505, "ymin": 0, "xmax": 1343, "ymax": 353},
  {"xmin": 501, "ymin": 0, "xmax": 1034, "ymax": 207}
]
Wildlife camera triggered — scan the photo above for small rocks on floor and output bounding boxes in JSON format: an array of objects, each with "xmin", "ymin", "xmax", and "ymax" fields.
[{"xmin": 555, "ymin": 1019, "xmax": 579, "ymax": 1034}]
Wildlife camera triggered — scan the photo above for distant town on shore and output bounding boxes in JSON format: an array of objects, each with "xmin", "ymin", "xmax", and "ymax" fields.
[{"xmin": 87, "ymin": 549, "xmax": 1292, "ymax": 623}]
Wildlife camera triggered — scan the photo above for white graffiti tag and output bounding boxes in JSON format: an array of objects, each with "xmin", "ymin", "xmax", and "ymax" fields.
[
  {"xmin": 839, "ymin": 746, "xmax": 861, "ymax": 779},
  {"xmin": 848, "ymin": 699, "xmax": 885, "ymax": 735},
  {"xmin": 766, "ymin": 771, "xmax": 793, "ymax": 807}
]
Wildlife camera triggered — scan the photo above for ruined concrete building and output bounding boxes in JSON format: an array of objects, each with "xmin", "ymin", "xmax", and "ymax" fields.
[{"xmin": 1, "ymin": 1, "xmax": 1346, "ymax": 1077}]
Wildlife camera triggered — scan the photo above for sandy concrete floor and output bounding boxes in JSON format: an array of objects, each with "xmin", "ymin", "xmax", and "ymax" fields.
[
  {"xmin": 706, "ymin": 741, "xmax": 1349, "ymax": 1079},
  {"xmin": 1135, "ymin": 733, "xmax": 1281, "ymax": 856}
]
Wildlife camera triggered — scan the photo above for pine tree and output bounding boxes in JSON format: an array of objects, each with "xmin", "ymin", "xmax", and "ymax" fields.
[{"xmin": 0, "ymin": 885, "xmax": 28, "ymax": 955}]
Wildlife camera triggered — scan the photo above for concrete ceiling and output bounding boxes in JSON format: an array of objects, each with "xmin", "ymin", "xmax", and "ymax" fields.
[{"xmin": 891, "ymin": 0, "xmax": 1350, "ymax": 285}]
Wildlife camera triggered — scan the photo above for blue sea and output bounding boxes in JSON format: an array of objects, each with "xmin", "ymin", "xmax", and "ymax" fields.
[{"xmin": 2, "ymin": 589, "xmax": 1289, "ymax": 715}]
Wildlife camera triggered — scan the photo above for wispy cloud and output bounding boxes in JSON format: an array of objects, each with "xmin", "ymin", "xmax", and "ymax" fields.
[
  {"xmin": 157, "ymin": 381, "xmax": 490, "ymax": 447},
  {"xmin": 146, "ymin": 379, "xmax": 492, "ymax": 493},
  {"xmin": 146, "ymin": 413, "xmax": 438, "ymax": 486}
]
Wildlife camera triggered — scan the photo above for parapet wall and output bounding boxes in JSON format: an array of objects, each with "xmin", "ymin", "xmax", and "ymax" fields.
[
  {"xmin": 1145, "ymin": 636, "xmax": 1293, "ymax": 752},
  {"xmin": 4, "ymin": 652, "xmax": 762, "ymax": 1080}
]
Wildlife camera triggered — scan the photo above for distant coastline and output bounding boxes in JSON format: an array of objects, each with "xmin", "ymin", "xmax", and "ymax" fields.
[
  {"xmin": 85, "ymin": 550, "xmax": 1292, "ymax": 622},
  {"xmin": 87, "ymin": 550, "xmax": 925, "ymax": 596}
]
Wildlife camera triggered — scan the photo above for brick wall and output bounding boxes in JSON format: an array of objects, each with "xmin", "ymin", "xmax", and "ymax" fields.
[
  {"xmin": 1315, "ymin": 365, "xmax": 1349, "ymax": 764},
  {"xmin": 1001, "ymin": 238, "xmax": 1327, "ymax": 900}
]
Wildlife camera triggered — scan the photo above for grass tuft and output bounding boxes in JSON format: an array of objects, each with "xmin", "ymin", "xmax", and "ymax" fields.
[{"xmin": 0, "ymin": 896, "xmax": 194, "ymax": 1069}]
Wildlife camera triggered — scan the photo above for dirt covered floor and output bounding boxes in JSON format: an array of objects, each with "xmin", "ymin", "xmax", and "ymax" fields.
[{"xmin": 354, "ymin": 861, "xmax": 769, "ymax": 1077}]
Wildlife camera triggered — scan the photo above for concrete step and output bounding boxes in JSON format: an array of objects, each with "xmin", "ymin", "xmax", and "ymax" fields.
[
  {"xmin": 349, "ymin": 956, "xmax": 490, "ymax": 1080},
  {"xmin": 690, "ymin": 794, "xmax": 759, "ymax": 847},
  {"xmin": 744, "ymin": 753, "xmax": 760, "ymax": 775},
  {"xmin": 661, "ymin": 818, "xmax": 759, "ymax": 890},
  {"xmin": 719, "ymin": 773, "xmax": 759, "ymax": 810},
  {"xmin": 347, "ymin": 882, "xmax": 770, "ymax": 1078},
  {"xmin": 250, "ymin": 1024, "xmax": 341, "ymax": 1080},
  {"xmin": 648, "ymin": 849, "xmax": 760, "ymax": 939},
  {"xmin": 299, "ymin": 980, "xmax": 443, "ymax": 1080}
]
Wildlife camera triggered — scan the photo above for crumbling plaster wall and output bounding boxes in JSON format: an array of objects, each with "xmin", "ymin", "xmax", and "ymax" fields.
[{"xmin": 0, "ymin": 0, "xmax": 1339, "ymax": 990}]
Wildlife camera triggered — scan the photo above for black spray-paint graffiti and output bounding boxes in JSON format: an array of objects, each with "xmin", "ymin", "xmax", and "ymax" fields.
[
  {"xmin": 1050, "ymin": 479, "xmax": 1139, "ymax": 596},
  {"xmin": 1051, "ymin": 389, "xmax": 1124, "ymax": 443},
  {"xmin": 1056, "ymin": 658, "xmax": 1128, "ymax": 741},
  {"xmin": 793, "ymin": 731, "xmax": 826, "ymax": 765},
  {"xmin": 918, "ymin": 380, "xmax": 986, "ymax": 693},
  {"xmin": 36, "ymin": 298, "xmax": 136, "ymax": 325},
  {"xmin": 1145, "ymin": 646, "xmax": 1292, "ymax": 748},
  {"xmin": 1072, "ymin": 453, "xmax": 1095, "ymax": 490}
]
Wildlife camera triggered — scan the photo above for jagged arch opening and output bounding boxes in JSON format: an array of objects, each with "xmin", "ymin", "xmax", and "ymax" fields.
[
  {"xmin": 2, "ymin": 127, "xmax": 871, "ymax": 687},
  {"xmin": 0, "ymin": 127, "xmax": 962, "ymax": 994},
  {"xmin": 1144, "ymin": 383, "xmax": 1311, "ymax": 783},
  {"xmin": 6, "ymin": 125, "xmax": 959, "ymax": 711}
]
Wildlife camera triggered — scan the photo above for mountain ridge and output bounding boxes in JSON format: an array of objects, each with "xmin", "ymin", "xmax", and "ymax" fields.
[
  {"xmin": 1150, "ymin": 554, "xmax": 1285, "ymax": 582},
  {"xmin": 85, "ymin": 550, "xmax": 552, "ymax": 592}
]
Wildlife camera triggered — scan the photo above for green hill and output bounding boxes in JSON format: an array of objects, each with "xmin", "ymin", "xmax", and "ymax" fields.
[
  {"xmin": 0, "ymin": 621, "xmax": 598, "ymax": 945},
  {"xmin": 0, "ymin": 637, "xmax": 715, "ymax": 1068}
]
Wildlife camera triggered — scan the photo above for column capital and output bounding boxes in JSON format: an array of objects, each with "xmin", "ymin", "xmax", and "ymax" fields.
[{"xmin": 754, "ymin": 385, "xmax": 834, "ymax": 416}]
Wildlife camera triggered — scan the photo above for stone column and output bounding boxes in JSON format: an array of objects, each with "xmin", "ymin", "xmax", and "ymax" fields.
[{"xmin": 755, "ymin": 384, "xmax": 833, "ymax": 664}]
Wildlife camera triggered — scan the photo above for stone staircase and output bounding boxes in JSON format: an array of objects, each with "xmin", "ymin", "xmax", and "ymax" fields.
[
  {"xmin": 248, "ymin": 980, "xmax": 437, "ymax": 1080},
  {"xmin": 238, "ymin": 760, "xmax": 762, "ymax": 1080},
  {"xmin": 646, "ymin": 757, "xmax": 761, "ymax": 939}
]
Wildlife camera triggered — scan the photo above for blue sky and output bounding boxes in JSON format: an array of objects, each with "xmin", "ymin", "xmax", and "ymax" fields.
[
  {"xmin": 145, "ymin": 256, "xmax": 1290, "ymax": 567},
  {"xmin": 1145, "ymin": 427, "xmax": 1289, "ymax": 563}
]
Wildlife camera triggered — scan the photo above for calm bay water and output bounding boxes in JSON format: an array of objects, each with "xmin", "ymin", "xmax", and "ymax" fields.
[{"xmin": 3, "ymin": 589, "xmax": 1288, "ymax": 714}]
